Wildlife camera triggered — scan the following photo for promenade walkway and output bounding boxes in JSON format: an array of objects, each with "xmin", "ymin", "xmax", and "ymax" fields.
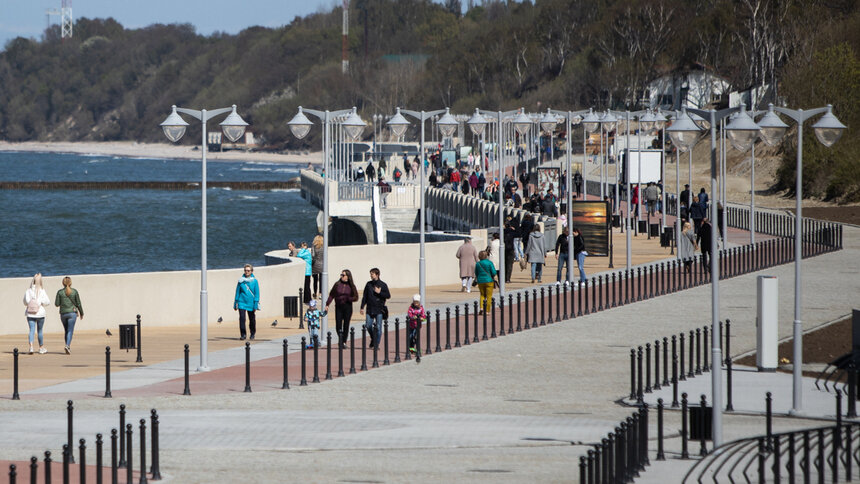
[{"xmin": 1, "ymin": 216, "xmax": 855, "ymax": 483}]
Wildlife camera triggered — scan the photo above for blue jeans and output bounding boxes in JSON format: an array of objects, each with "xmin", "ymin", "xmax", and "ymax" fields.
[
  {"xmin": 556, "ymin": 254, "xmax": 570, "ymax": 282},
  {"xmin": 365, "ymin": 313, "xmax": 383, "ymax": 347},
  {"xmin": 530, "ymin": 262, "xmax": 543, "ymax": 281},
  {"xmin": 60, "ymin": 312, "xmax": 78, "ymax": 346},
  {"xmin": 27, "ymin": 317, "xmax": 45, "ymax": 346},
  {"xmin": 577, "ymin": 252, "xmax": 587, "ymax": 282},
  {"xmin": 513, "ymin": 238, "xmax": 524, "ymax": 260}
]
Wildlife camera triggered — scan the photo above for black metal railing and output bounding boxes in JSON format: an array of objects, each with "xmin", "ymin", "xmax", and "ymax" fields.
[
  {"xmin": 6, "ymin": 401, "xmax": 161, "ymax": 483},
  {"xmin": 579, "ymin": 406, "xmax": 650, "ymax": 484}
]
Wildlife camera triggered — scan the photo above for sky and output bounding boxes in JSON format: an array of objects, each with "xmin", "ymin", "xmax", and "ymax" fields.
[{"xmin": 0, "ymin": 0, "xmax": 349, "ymax": 49}]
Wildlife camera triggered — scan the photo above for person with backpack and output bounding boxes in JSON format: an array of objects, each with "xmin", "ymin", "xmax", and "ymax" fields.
[
  {"xmin": 233, "ymin": 264, "xmax": 261, "ymax": 341},
  {"xmin": 55, "ymin": 276, "xmax": 84, "ymax": 355},
  {"xmin": 393, "ymin": 166, "xmax": 402, "ymax": 182},
  {"xmin": 24, "ymin": 273, "xmax": 51, "ymax": 355}
]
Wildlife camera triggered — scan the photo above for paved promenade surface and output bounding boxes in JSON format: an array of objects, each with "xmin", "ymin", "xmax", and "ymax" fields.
[{"xmin": 0, "ymin": 218, "xmax": 856, "ymax": 483}]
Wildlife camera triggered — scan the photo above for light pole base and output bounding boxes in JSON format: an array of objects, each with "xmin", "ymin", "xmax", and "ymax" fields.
[{"xmin": 196, "ymin": 366, "xmax": 210, "ymax": 373}]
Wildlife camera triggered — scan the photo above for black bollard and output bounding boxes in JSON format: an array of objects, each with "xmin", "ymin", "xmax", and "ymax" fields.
[
  {"xmin": 125, "ymin": 424, "xmax": 133, "ymax": 484},
  {"xmin": 300, "ymin": 337, "xmax": 308, "ymax": 385},
  {"xmin": 313, "ymin": 336, "xmax": 321, "ymax": 382},
  {"xmin": 349, "ymin": 328, "xmax": 357, "ymax": 374},
  {"xmin": 725, "ymin": 319, "xmax": 732, "ymax": 364},
  {"xmin": 766, "ymin": 391, "xmax": 773, "ymax": 450},
  {"xmin": 63, "ymin": 445, "xmax": 69, "ymax": 484},
  {"xmin": 135, "ymin": 314, "xmax": 143, "ymax": 363},
  {"xmin": 663, "ymin": 336, "xmax": 669, "ymax": 386},
  {"xmin": 679, "ymin": 333, "xmax": 686, "ymax": 381},
  {"xmin": 282, "ymin": 339, "xmax": 290, "ymax": 389},
  {"xmin": 428, "ymin": 309, "xmax": 435, "ymax": 353},
  {"xmin": 703, "ymin": 326, "xmax": 709, "ymax": 371},
  {"xmin": 681, "ymin": 393, "xmax": 689, "ymax": 459},
  {"xmin": 598, "ymin": 275, "xmax": 603, "ymax": 311},
  {"xmin": 645, "ymin": 343, "xmax": 652, "ymax": 393},
  {"xmin": 473, "ymin": 300, "xmax": 479, "ymax": 343},
  {"xmin": 394, "ymin": 319, "xmax": 401, "ymax": 363},
  {"xmin": 95, "ymin": 434, "xmax": 103, "ymax": 484},
  {"xmin": 482, "ymin": 299, "xmax": 489, "ymax": 340},
  {"xmin": 524, "ymin": 292, "xmax": 531, "ymax": 329},
  {"xmin": 151, "ymin": 410, "xmax": 162, "ymax": 480},
  {"xmin": 695, "ymin": 328, "xmax": 702, "ymax": 375},
  {"xmin": 611, "ymin": 272, "xmax": 617, "ymax": 308},
  {"xmin": 590, "ymin": 277, "xmax": 596, "ymax": 313},
  {"xmin": 384, "ymin": 321, "xmax": 391, "ymax": 365},
  {"xmin": 360, "ymin": 328, "xmax": 368, "ymax": 371},
  {"xmin": 699, "ymin": 395, "xmax": 708, "ymax": 456},
  {"xmin": 653, "ymin": 340, "xmax": 661, "ymax": 390},
  {"xmin": 29, "ymin": 456, "xmax": 36, "ymax": 484},
  {"xmin": 9, "ymin": 464, "xmax": 16, "ymax": 484},
  {"xmin": 545, "ymin": 286, "xmax": 551, "ymax": 324},
  {"xmin": 463, "ymin": 303, "xmax": 470, "ymax": 345},
  {"xmin": 508, "ymin": 294, "xmax": 514, "ymax": 334},
  {"xmin": 517, "ymin": 293, "xmax": 523, "ymax": 331},
  {"xmin": 12, "ymin": 348, "xmax": 20, "ymax": 400},
  {"xmin": 183, "ymin": 344, "xmax": 191, "ymax": 396},
  {"xmin": 498, "ymin": 298, "xmax": 504, "ymax": 337},
  {"xmin": 672, "ymin": 354, "xmax": 679, "ymax": 408},
  {"xmin": 244, "ymin": 342, "xmax": 252, "ymax": 392},
  {"xmin": 629, "ymin": 349, "xmax": 636, "ymax": 400},
  {"xmin": 637, "ymin": 346, "xmax": 643, "ymax": 403},
  {"xmin": 657, "ymin": 399, "xmax": 665, "ymax": 461},
  {"xmin": 455, "ymin": 305, "xmax": 461, "ymax": 347},
  {"xmin": 404, "ymin": 318, "xmax": 412, "ymax": 361},
  {"xmin": 118, "ymin": 405, "xmax": 126, "ymax": 468},
  {"xmin": 583, "ymin": 279, "xmax": 589, "ymax": 315},
  {"xmin": 688, "ymin": 330, "xmax": 695, "ymax": 378},
  {"xmin": 298, "ymin": 288, "xmax": 304, "ymax": 328},
  {"xmin": 104, "ymin": 346, "xmax": 112, "ymax": 398},
  {"xmin": 726, "ymin": 358, "xmax": 734, "ymax": 411},
  {"xmin": 338, "ymin": 330, "xmax": 344, "ymax": 378},
  {"xmin": 444, "ymin": 308, "xmax": 452, "ymax": 350},
  {"xmin": 325, "ymin": 332, "xmax": 333, "ymax": 380},
  {"xmin": 371, "ymin": 322, "xmax": 380, "ymax": 367},
  {"xmin": 139, "ymin": 419, "xmax": 148, "ymax": 484},
  {"xmin": 44, "ymin": 451, "xmax": 52, "ymax": 484},
  {"xmin": 532, "ymin": 288, "xmax": 538, "ymax": 327},
  {"xmin": 637, "ymin": 267, "xmax": 642, "ymax": 301},
  {"xmin": 563, "ymin": 281, "xmax": 570, "ymax": 317},
  {"xmin": 556, "ymin": 283, "xmax": 561, "ymax": 322},
  {"xmin": 67, "ymin": 400, "xmax": 75, "ymax": 463}
]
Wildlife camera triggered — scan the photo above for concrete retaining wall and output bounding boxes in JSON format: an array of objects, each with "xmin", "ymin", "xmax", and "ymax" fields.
[{"xmin": 0, "ymin": 263, "xmax": 305, "ymax": 337}]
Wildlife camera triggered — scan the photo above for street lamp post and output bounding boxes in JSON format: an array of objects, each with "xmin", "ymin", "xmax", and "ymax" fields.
[
  {"xmin": 389, "ymin": 107, "xmax": 452, "ymax": 305},
  {"xmin": 762, "ymin": 103, "xmax": 846, "ymax": 414},
  {"xmin": 160, "ymin": 104, "xmax": 249, "ymax": 371},
  {"xmin": 288, "ymin": 106, "xmax": 362, "ymax": 341}
]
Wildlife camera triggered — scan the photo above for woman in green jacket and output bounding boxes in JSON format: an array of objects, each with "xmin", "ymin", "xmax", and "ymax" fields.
[
  {"xmin": 55, "ymin": 276, "xmax": 84, "ymax": 355},
  {"xmin": 474, "ymin": 250, "xmax": 498, "ymax": 314}
]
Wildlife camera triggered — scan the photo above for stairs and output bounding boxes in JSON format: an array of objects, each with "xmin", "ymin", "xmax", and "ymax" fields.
[{"xmin": 381, "ymin": 207, "xmax": 419, "ymax": 233}]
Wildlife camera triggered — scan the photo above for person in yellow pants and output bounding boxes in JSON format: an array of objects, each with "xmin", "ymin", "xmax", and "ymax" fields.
[{"xmin": 474, "ymin": 250, "xmax": 498, "ymax": 314}]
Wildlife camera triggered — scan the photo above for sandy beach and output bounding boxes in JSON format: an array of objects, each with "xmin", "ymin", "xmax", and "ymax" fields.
[{"xmin": 0, "ymin": 140, "xmax": 322, "ymax": 165}]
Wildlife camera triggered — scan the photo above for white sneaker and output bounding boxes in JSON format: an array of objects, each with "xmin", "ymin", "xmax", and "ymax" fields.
[
  {"xmin": 39, "ymin": 347, "xmax": 47, "ymax": 354},
  {"xmin": 29, "ymin": 345, "xmax": 34, "ymax": 355}
]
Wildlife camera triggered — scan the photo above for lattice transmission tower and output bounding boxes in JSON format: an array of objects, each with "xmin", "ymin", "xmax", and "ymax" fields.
[{"xmin": 45, "ymin": 0, "xmax": 73, "ymax": 39}]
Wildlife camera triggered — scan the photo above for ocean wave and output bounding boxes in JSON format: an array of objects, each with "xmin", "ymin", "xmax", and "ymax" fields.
[
  {"xmin": 239, "ymin": 167, "xmax": 273, "ymax": 172},
  {"xmin": 270, "ymin": 188, "xmax": 299, "ymax": 193},
  {"xmin": 240, "ymin": 195, "xmax": 260, "ymax": 200}
]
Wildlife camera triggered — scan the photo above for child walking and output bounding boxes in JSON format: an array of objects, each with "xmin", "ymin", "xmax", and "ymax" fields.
[
  {"xmin": 305, "ymin": 299, "xmax": 327, "ymax": 348},
  {"xmin": 406, "ymin": 294, "xmax": 427, "ymax": 355}
]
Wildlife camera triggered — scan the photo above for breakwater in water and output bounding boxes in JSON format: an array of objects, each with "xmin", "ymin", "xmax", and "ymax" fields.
[{"xmin": 0, "ymin": 180, "xmax": 300, "ymax": 190}]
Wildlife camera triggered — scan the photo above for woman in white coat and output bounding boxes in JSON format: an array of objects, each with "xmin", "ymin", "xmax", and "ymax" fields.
[{"xmin": 24, "ymin": 273, "xmax": 51, "ymax": 354}]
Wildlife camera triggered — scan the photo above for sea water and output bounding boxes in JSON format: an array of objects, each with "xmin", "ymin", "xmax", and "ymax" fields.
[{"xmin": 0, "ymin": 152, "xmax": 317, "ymax": 278}]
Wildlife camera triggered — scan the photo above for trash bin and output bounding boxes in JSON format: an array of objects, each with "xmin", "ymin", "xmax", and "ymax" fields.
[
  {"xmin": 638, "ymin": 220, "xmax": 648, "ymax": 234},
  {"xmin": 757, "ymin": 275, "xmax": 779, "ymax": 371},
  {"xmin": 661, "ymin": 227, "xmax": 674, "ymax": 247},
  {"xmin": 612, "ymin": 215, "xmax": 621, "ymax": 228},
  {"xmin": 649, "ymin": 223, "xmax": 660, "ymax": 237},
  {"xmin": 689, "ymin": 405, "xmax": 713, "ymax": 440},
  {"xmin": 119, "ymin": 324, "xmax": 136, "ymax": 350},
  {"xmin": 284, "ymin": 296, "xmax": 300, "ymax": 318}
]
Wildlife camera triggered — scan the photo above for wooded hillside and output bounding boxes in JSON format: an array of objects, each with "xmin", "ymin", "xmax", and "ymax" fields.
[{"xmin": 0, "ymin": 0, "xmax": 857, "ymax": 200}]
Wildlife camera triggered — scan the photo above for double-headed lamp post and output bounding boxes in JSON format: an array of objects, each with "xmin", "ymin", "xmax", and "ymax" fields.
[
  {"xmin": 161, "ymin": 104, "xmax": 249, "ymax": 371},
  {"xmin": 288, "ymin": 106, "xmax": 365, "ymax": 340},
  {"xmin": 755, "ymin": 103, "xmax": 845, "ymax": 414},
  {"xmin": 387, "ymin": 107, "xmax": 456, "ymax": 305}
]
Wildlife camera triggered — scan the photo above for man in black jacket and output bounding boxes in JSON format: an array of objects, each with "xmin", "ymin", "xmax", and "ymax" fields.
[
  {"xmin": 697, "ymin": 218, "xmax": 712, "ymax": 273},
  {"xmin": 503, "ymin": 219, "xmax": 517, "ymax": 283},
  {"xmin": 360, "ymin": 268, "xmax": 390, "ymax": 348}
]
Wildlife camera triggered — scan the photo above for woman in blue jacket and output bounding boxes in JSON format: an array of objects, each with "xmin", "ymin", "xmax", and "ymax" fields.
[{"xmin": 234, "ymin": 264, "xmax": 260, "ymax": 340}]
